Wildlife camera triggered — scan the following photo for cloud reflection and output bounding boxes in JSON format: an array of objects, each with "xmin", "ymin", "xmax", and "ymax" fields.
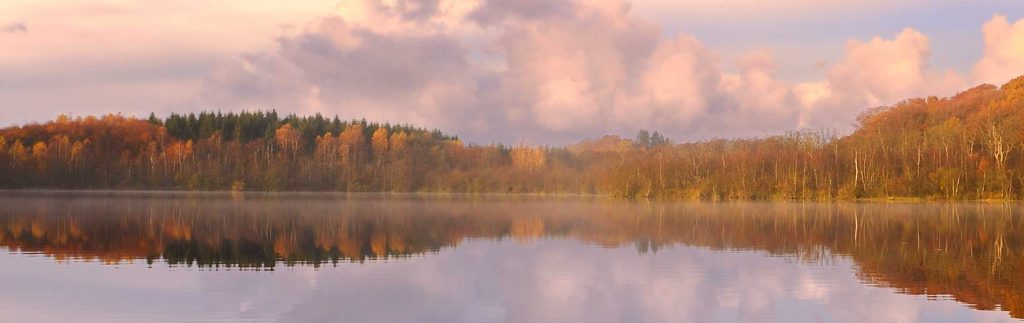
[{"xmin": 1, "ymin": 239, "xmax": 1016, "ymax": 323}]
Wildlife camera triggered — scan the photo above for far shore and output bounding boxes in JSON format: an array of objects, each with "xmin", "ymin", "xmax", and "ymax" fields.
[{"xmin": 2, "ymin": 188, "xmax": 1021, "ymax": 204}]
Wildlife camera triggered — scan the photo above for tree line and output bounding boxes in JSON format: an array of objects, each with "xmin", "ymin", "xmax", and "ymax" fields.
[{"xmin": 2, "ymin": 76, "xmax": 1024, "ymax": 199}]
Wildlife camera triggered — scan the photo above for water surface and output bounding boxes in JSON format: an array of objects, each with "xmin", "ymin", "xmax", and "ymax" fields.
[{"xmin": 0, "ymin": 191, "xmax": 1022, "ymax": 322}]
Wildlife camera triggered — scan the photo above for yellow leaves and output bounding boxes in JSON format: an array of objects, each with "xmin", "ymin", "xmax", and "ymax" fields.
[
  {"xmin": 8, "ymin": 140, "xmax": 27, "ymax": 162},
  {"xmin": 339, "ymin": 125, "xmax": 366, "ymax": 166},
  {"xmin": 49, "ymin": 135, "xmax": 70, "ymax": 149},
  {"xmin": 339, "ymin": 125, "xmax": 365, "ymax": 148},
  {"xmin": 510, "ymin": 145, "xmax": 546, "ymax": 171},
  {"xmin": 274, "ymin": 124, "xmax": 300, "ymax": 156},
  {"xmin": 70, "ymin": 140, "xmax": 87, "ymax": 163},
  {"xmin": 371, "ymin": 127, "xmax": 389, "ymax": 158},
  {"xmin": 315, "ymin": 133, "xmax": 340, "ymax": 167},
  {"xmin": 985, "ymin": 75, "xmax": 1024, "ymax": 113},
  {"xmin": 31, "ymin": 142, "xmax": 47, "ymax": 159},
  {"xmin": 999, "ymin": 75, "xmax": 1024, "ymax": 93},
  {"xmin": 21, "ymin": 141, "xmax": 49, "ymax": 173},
  {"xmin": 389, "ymin": 131, "xmax": 409, "ymax": 153},
  {"xmin": 163, "ymin": 140, "xmax": 194, "ymax": 167}
]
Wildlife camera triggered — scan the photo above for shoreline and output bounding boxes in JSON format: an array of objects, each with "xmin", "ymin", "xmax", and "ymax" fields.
[{"xmin": 1, "ymin": 188, "xmax": 1020, "ymax": 204}]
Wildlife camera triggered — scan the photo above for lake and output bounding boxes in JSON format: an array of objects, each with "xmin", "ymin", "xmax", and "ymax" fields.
[{"xmin": 0, "ymin": 191, "xmax": 1022, "ymax": 322}]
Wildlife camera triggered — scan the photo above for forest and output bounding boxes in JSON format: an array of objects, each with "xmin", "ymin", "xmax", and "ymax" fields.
[{"xmin": 1, "ymin": 75, "xmax": 1024, "ymax": 200}]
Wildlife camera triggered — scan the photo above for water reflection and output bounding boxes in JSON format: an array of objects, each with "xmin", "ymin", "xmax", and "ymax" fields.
[{"xmin": 1, "ymin": 191, "xmax": 1023, "ymax": 321}]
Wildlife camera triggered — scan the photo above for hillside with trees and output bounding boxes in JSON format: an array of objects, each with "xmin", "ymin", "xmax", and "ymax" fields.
[{"xmin": 2, "ymin": 76, "xmax": 1024, "ymax": 200}]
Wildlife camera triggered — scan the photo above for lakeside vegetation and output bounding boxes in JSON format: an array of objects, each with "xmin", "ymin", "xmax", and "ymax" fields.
[{"xmin": 2, "ymin": 76, "xmax": 1024, "ymax": 200}]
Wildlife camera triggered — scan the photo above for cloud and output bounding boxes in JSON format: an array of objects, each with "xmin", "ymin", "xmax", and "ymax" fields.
[
  {"xmin": 973, "ymin": 14, "xmax": 1024, "ymax": 86},
  {"xmin": 199, "ymin": 53, "xmax": 318, "ymax": 112},
  {"xmin": 200, "ymin": 0, "xmax": 808, "ymax": 143},
  {"xmin": 491, "ymin": 0, "xmax": 670, "ymax": 136},
  {"xmin": 714, "ymin": 49, "xmax": 802, "ymax": 136},
  {"xmin": 5, "ymin": 239, "xmax": 1015, "ymax": 322},
  {"xmin": 797, "ymin": 15, "xmax": 1024, "ymax": 131},
  {"xmin": 206, "ymin": 1, "xmax": 1024, "ymax": 143},
  {"xmin": 796, "ymin": 28, "xmax": 964, "ymax": 130},
  {"xmin": 197, "ymin": 6, "xmax": 491, "ymax": 133},
  {"xmin": 1, "ymin": 22, "xmax": 27, "ymax": 33},
  {"xmin": 469, "ymin": 0, "xmax": 576, "ymax": 25},
  {"xmin": 5, "ymin": 0, "xmax": 1024, "ymax": 143}
]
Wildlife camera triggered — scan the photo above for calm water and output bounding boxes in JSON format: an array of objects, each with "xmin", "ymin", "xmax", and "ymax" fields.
[{"xmin": 1, "ymin": 191, "xmax": 1022, "ymax": 322}]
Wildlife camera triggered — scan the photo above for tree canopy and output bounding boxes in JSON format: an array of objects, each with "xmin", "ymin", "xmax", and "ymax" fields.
[{"xmin": 3, "ymin": 76, "xmax": 1024, "ymax": 199}]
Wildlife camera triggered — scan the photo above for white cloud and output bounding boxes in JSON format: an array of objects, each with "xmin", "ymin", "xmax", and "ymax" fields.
[
  {"xmin": 973, "ymin": 14, "xmax": 1024, "ymax": 86},
  {"xmin": 795, "ymin": 14, "xmax": 1024, "ymax": 133},
  {"xmin": 715, "ymin": 49, "xmax": 802, "ymax": 136},
  {"xmin": 796, "ymin": 28, "xmax": 964, "ymax": 130},
  {"xmin": 3, "ymin": 0, "xmax": 1024, "ymax": 143},
  {"xmin": 199, "ymin": 1, "xmax": 1024, "ymax": 143},
  {"xmin": 196, "ymin": 10, "xmax": 489, "ymax": 132},
  {"xmin": 201, "ymin": 0, "xmax": 810, "ymax": 142}
]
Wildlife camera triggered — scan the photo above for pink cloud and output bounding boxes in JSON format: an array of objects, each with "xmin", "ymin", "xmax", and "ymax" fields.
[
  {"xmin": 973, "ymin": 14, "xmax": 1024, "ymax": 86},
  {"xmin": 797, "ymin": 28, "xmax": 964, "ymax": 130},
  {"xmin": 200, "ymin": 0, "xmax": 810, "ymax": 142},
  {"xmin": 1, "ymin": 22, "xmax": 27, "ymax": 33},
  {"xmin": 6, "ymin": 0, "xmax": 1023, "ymax": 143}
]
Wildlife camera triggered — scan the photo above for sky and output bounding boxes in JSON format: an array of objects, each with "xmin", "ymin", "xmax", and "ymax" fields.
[{"xmin": 1, "ymin": 0, "xmax": 1023, "ymax": 144}]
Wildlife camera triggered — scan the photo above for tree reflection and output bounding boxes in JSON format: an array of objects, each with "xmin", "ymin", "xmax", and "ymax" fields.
[{"xmin": 0, "ymin": 193, "xmax": 1023, "ymax": 317}]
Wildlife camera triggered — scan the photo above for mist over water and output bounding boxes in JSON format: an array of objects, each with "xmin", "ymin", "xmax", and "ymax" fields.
[{"xmin": 0, "ymin": 192, "xmax": 1021, "ymax": 322}]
